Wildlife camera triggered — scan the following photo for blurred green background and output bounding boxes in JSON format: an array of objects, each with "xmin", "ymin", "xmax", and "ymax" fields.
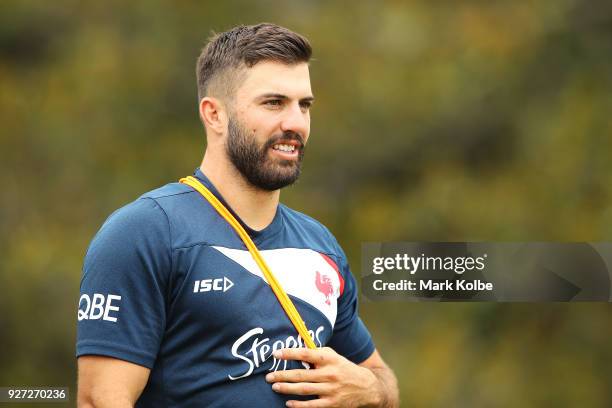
[{"xmin": 1, "ymin": 0, "xmax": 611, "ymax": 406}]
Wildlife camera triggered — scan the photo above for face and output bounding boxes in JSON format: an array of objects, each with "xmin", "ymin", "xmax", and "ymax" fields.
[{"xmin": 225, "ymin": 61, "xmax": 313, "ymax": 191}]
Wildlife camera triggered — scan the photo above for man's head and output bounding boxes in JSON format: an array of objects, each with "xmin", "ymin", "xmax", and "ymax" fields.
[{"xmin": 196, "ymin": 23, "xmax": 314, "ymax": 191}]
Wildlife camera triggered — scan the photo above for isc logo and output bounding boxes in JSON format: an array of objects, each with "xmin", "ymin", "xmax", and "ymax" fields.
[{"xmin": 193, "ymin": 277, "xmax": 234, "ymax": 293}]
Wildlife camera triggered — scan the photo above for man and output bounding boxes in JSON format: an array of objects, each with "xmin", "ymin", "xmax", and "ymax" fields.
[{"xmin": 77, "ymin": 23, "xmax": 399, "ymax": 407}]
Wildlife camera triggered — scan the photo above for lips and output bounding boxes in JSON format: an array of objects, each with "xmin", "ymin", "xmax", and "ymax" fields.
[
  {"xmin": 272, "ymin": 142, "xmax": 297, "ymax": 153},
  {"xmin": 266, "ymin": 135, "xmax": 304, "ymax": 160},
  {"xmin": 270, "ymin": 143, "xmax": 299, "ymax": 159}
]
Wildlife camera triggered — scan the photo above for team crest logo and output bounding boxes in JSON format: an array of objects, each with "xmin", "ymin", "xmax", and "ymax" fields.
[{"xmin": 315, "ymin": 271, "xmax": 334, "ymax": 306}]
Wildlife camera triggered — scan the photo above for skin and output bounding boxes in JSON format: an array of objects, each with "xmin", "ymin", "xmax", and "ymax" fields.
[
  {"xmin": 77, "ymin": 61, "xmax": 399, "ymax": 407},
  {"xmin": 199, "ymin": 61, "xmax": 313, "ymax": 230},
  {"xmin": 268, "ymin": 347, "xmax": 399, "ymax": 408}
]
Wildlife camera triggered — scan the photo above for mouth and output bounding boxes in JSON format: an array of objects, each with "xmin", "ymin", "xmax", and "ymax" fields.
[{"xmin": 269, "ymin": 140, "xmax": 301, "ymax": 160}]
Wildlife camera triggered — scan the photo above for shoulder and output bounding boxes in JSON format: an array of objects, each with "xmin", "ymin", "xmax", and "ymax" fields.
[
  {"xmin": 103, "ymin": 182, "xmax": 197, "ymax": 231},
  {"xmin": 279, "ymin": 204, "xmax": 346, "ymax": 260},
  {"xmin": 93, "ymin": 181, "xmax": 239, "ymax": 252},
  {"xmin": 140, "ymin": 181, "xmax": 194, "ymax": 202},
  {"xmin": 83, "ymin": 187, "xmax": 178, "ymax": 279},
  {"xmin": 280, "ymin": 204, "xmax": 329, "ymax": 232},
  {"xmin": 280, "ymin": 204, "xmax": 335, "ymax": 238},
  {"xmin": 100, "ymin": 184, "xmax": 185, "ymax": 233},
  {"xmin": 89, "ymin": 182, "xmax": 193, "ymax": 251}
]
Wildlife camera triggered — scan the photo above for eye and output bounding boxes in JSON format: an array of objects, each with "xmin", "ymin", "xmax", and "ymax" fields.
[
  {"xmin": 299, "ymin": 101, "xmax": 312, "ymax": 111},
  {"xmin": 264, "ymin": 99, "xmax": 282, "ymax": 107}
]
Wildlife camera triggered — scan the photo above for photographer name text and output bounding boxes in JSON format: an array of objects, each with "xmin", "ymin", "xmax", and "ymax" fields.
[{"xmin": 373, "ymin": 279, "xmax": 493, "ymax": 292}]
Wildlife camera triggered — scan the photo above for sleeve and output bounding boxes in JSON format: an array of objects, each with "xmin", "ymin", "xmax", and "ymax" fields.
[
  {"xmin": 76, "ymin": 197, "xmax": 171, "ymax": 369},
  {"xmin": 325, "ymin": 235, "xmax": 375, "ymax": 364}
]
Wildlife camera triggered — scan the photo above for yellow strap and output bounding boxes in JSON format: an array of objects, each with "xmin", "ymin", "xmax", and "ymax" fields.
[{"xmin": 180, "ymin": 176, "xmax": 317, "ymax": 349}]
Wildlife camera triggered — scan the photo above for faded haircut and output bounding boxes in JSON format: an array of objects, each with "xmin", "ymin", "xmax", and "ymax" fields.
[{"xmin": 196, "ymin": 23, "xmax": 312, "ymax": 102}]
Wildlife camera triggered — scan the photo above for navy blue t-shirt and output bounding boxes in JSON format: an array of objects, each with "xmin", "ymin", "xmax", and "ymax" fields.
[{"xmin": 76, "ymin": 168, "xmax": 374, "ymax": 407}]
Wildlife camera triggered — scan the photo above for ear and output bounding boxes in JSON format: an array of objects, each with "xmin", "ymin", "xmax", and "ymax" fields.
[{"xmin": 199, "ymin": 97, "xmax": 227, "ymax": 135}]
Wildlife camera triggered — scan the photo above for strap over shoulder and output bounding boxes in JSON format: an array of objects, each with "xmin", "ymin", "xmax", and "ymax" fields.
[{"xmin": 179, "ymin": 176, "xmax": 317, "ymax": 349}]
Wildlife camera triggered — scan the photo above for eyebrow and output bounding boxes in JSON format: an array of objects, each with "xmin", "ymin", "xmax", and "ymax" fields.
[{"xmin": 256, "ymin": 93, "xmax": 315, "ymax": 103}]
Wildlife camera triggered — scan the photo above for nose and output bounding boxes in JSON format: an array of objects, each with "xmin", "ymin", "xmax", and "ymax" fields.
[{"xmin": 279, "ymin": 102, "xmax": 309, "ymax": 141}]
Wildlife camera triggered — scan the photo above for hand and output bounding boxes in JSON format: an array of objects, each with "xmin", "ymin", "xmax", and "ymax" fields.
[{"xmin": 266, "ymin": 347, "xmax": 383, "ymax": 408}]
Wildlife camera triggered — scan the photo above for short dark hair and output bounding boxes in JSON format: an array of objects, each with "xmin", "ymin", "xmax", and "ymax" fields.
[{"xmin": 196, "ymin": 23, "xmax": 312, "ymax": 102}]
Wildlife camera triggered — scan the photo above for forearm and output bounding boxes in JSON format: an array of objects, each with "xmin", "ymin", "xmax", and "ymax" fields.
[
  {"xmin": 77, "ymin": 356, "xmax": 148, "ymax": 408},
  {"xmin": 77, "ymin": 392, "xmax": 134, "ymax": 408},
  {"xmin": 368, "ymin": 366, "xmax": 400, "ymax": 408},
  {"xmin": 77, "ymin": 397, "xmax": 134, "ymax": 408}
]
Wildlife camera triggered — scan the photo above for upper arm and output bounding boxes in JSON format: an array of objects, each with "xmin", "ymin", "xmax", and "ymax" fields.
[
  {"xmin": 325, "ymin": 236, "xmax": 375, "ymax": 363},
  {"xmin": 77, "ymin": 356, "xmax": 150, "ymax": 407},
  {"xmin": 76, "ymin": 198, "xmax": 170, "ymax": 368}
]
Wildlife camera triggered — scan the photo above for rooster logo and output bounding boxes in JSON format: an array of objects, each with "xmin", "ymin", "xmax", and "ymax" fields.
[{"xmin": 315, "ymin": 271, "xmax": 334, "ymax": 306}]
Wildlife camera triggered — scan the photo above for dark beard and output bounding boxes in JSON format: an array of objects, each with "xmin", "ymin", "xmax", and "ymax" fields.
[{"xmin": 226, "ymin": 117, "xmax": 305, "ymax": 191}]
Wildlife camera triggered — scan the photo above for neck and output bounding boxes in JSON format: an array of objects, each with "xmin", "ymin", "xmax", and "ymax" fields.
[{"xmin": 200, "ymin": 153, "xmax": 280, "ymax": 231}]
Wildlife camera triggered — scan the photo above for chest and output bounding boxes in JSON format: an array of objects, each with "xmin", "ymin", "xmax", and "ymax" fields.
[{"xmin": 169, "ymin": 245, "xmax": 343, "ymax": 344}]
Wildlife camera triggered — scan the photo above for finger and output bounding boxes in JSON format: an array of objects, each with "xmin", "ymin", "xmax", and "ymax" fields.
[
  {"xmin": 266, "ymin": 369, "xmax": 325, "ymax": 384},
  {"xmin": 286, "ymin": 398, "xmax": 332, "ymax": 407},
  {"xmin": 274, "ymin": 348, "xmax": 334, "ymax": 365},
  {"xmin": 271, "ymin": 381, "xmax": 330, "ymax": 396}
]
